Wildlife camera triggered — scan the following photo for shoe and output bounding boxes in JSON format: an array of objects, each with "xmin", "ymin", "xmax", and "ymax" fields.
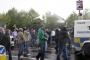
[
  {"xmin": 24, "ymin": 54, "xmax": 28, "ymax": 57},
  {"xmin": 36, "ymin": 56, "xmax": 39, "ymax": 60},
  {"xmin": 27, "ymin": 53, "xmax": 31, "ymax": 56},
  {"xmin": 20, "ymin": 55, "xmax": 24, "ymax": 58}
]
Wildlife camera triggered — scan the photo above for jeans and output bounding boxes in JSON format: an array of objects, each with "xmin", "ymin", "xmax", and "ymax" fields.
[
  {"xmin": 62, "ymin": 46, "xmax": 70, "ymax": 60},
  {"xmin": 45, "ymin": 41, "xmax": 48, "ymax": 52},
  {"xmin": 56, "ymin": 44, "xmax": 63, "ymax": 60},
  {"xmin": 18, "ymin": 42, "xmax": 24, "ymax": 60},
  {"xmin": 57, "ymin": 44, "xmax": 70, "ymax": 60},
  {"xmin": 36, "ymin": 42, "xmax": 45, "ymax": 60},
  {"xmin": 32, "ymin": 39, "xmax": 36, "ymax": 47},
  {"xmin": 7, "ymin": 46, "xmax": 12, "ymax": 60},
  {"xmin": 24, "ymin": 41, "xmax": 29, "ymax": 55}
]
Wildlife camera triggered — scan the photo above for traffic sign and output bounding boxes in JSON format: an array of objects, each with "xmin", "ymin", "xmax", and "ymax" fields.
[
  {"xmin": 0, "ymin": 47, "xmax": 6, "ymax": 54},
  {"xmin": 0, "ymin": 45, "xmax": 6, "ymax": 60},
  {"xmin": 76, "ymin": 1, "xmax": 83, "ymax": 10}
]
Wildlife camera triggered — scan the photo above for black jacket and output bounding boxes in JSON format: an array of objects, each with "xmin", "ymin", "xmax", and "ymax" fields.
[{"xmin": 0, "ymin": 33, "xmax": 11, "ymax": 51}]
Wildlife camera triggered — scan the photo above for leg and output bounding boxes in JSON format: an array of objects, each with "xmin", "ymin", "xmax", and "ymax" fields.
[
  {"xmin": 56, "ymin": 44, "xmax": 63, "ymax": 60},
  {"xmin": 45, "ymin": 41, "xmax": 48, "ymax": 52},
  {"xmin": 8, "ymin": 48, "xmax": 12, "ymax": 60},
  {"xmin": 18, "ymin": 43, "xmax": 24, "ymax": 60},
  {"xmin": 40, "ymin": 43, "xmax": 45, "ymax": 60},
  {"xmin": 36, "ymin": 52, "xmax": 41, "ymax": 60},
  {"xmin": 36, "ymin": 44, "xmax": 42, "ymax": 60},
  {"xmin": 62, "ymin": 46, "xmax": 69, "ymax": 60},
  {"xmin": 23, "ymin": 42, "xmax": 29, "ymax": 57},
  {"xmin": 24, "ymin": 42, "xmax": 29, "ymax": 55},
  {"xmin": 40, "ymin": 53, "xmax": 44, "ymax": 60}
]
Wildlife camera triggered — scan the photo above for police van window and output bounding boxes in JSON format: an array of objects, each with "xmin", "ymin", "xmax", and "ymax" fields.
[{"xmin": 88, "ymin": 26, "xmax": 90, "ymax": 30}]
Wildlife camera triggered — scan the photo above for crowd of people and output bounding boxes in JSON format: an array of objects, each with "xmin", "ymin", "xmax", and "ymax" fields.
[{"xmin": 0, "ymin": 25, "xmax": 73, "ymax": 60}]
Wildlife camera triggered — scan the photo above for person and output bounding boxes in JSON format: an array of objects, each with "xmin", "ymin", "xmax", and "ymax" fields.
[
  {"xmin": 31, "ymin": 28, "xmax": 37, "ymax": 47},
  {"xmin": 44, "ymin": 28, "xmax": 49, "ymax": 52},
  {"xmin": 17, "ymin": 28, "xmax": 25, "ymax": 60},
  {"xmin": 62, "ymin": 27, "xmax": 71, "ymax": 60},
  {"xmin": 55, "ymin": 28, "xmax": 60, "ymax": 54},
  {"xmin": 1, "ymin": 28, "xmax": 12, "ymax": 60},
  {"xmin": 23, "ymin": 28, "xmax": 31, "ymax": 56},
  {"xmin": 56, "ymin": 26, "xmax": 70, "ymax": 60},
  {"xmin": 47, "ymin": 29, "xmax": 51, "ymax": 46},
  {"xmin": 12, "ymin": 28, "xmax": 18, "ymax": 49},
  {"xmin": 12, "ymin": 29, "xmax": 18, "ymax": 41},
  {"xmin": 0, "ymin": 27, "xmax": 4, "ymax": 44},
  {"xmin": 51, "ymin": 29, "xmax": 55, "ymax": 44},
  {"xmin": 36, "ymin": 26, "xmax": 46, "ymax": 60}
]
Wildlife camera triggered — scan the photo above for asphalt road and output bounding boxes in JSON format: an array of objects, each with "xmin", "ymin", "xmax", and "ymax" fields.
[{"xmin": 6, "ymin": 47, "xmax": 75, "ymax": 60}]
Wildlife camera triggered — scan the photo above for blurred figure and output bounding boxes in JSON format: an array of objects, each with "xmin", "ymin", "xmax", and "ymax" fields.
[
  {"xmin": 0, "ymin": 27, "xmax": 4, "ymax": 42},
  {"xmin": 36, "ymin": 27, "xmax": 46, "ymax": 60},
  {"xmin": 55, "ymin": 28, "xmax": 60, "ymax": 54},
  {"xmin": 12, "ymin": 29, "xmax": 18, "ymax": 41},
  {"xmin": 31, "ymin": 28, "xmax": 37, "ymax": 47},
  {"xmin": 51, "ymin": 29, "xmax": 55, "ymax": 44},
  {"xmin": 17, "ymin": 28, "xmax": 25, "ymax": 60},
  {"xmin": 56, "ymin": 27, "xmax": 70, "ymax": 60},
  {"xmin": 47, "ymin": 29, "xmax": 51, "ymax": 46},
  {"xmin": 1, "ymin": 29, "xmax": 12, "ymax": 60},
  {"xmin": 61, "ymin": 27, "xmax": 71, "ymax": 60},
  {"xmin": 12, "ymin": 28, "xmax": 18, "ymax": 49},
  {"xmin": 23, "ymin": 28, "xmax": 31, "ymax": 56},
  {"xmin": 44, "ymin": 28, "xmax": 49, "ymax": 52}
]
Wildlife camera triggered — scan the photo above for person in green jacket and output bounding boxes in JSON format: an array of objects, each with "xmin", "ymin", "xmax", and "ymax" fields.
[{"xmin": 36, "ymin": 27, "xmax": 46, "ymax": 60}]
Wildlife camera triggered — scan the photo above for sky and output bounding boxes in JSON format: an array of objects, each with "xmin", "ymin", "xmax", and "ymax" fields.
[{"xmin": 0, "ymin": 0, "xmax": 90, "ymax": 19}]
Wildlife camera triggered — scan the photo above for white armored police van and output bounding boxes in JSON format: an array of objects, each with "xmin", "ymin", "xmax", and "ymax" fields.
[{"xmin": 74, "ymin": 20, "xmax": 90, "ymax": 48}]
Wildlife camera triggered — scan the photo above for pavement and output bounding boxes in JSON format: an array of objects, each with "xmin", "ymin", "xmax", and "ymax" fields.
[{"xmin": 6, "ymin": 46, "xmax": 75, "ymax": 60}]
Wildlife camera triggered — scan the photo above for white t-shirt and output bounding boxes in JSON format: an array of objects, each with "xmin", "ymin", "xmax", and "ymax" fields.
[
  {"xmin": 51, "ymin": 31, "xmax": 55, "ymax": 36},
  {"xmin": 13, "ymin": 31, "xmax": 17, "ymax": 38}
]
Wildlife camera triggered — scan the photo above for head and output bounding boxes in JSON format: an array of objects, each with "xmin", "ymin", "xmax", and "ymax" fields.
[
  {"xmin": 0, "ymin": 27, "xmax": 3, "ymax": 33},
  {"xmin": 23, "ymin": 27, "xmax": 27, "ymax": 31},
  {"xmin": 61, "ymin": 26, "xmax": 67, "ymax": 31},
  {"xmin": 5, "ymin": 29, "xmax": 10, "ymax": 35},
  {"xmin": 0, "ymin": 27, "xmax": 5, "ymax": 34},
  {"xmin": 41, "ymin": 26, "xmax": 45, "ymax": 31},
  {"xmin": 45, "ymin": 28, "xmax": 48, "ymax": 32},
  {"xmin": 18, "ymin": 28, "xmax": 23, "ymax": 32}
]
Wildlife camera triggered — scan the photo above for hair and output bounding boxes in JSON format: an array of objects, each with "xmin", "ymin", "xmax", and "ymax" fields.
[
  {"xmin": 5, "ymin": 29, "xmax": 10, "ymax": 35},
  {"xmin": 18, "ymin": 28, "xmax": 23, "ymax": 32},
  {"xmin": 61, "ymin": 27, "xmax": 67, "ymax": 31}
]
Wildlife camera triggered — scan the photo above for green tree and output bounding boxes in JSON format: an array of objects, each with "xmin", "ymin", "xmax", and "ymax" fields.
[
  {"xmin": 83, "ymin": 9, "xmax": 90, "ymax": 20},
  {"xmin": 28, "ymin": 8, "xmax": 39, "ymax": 19},
  {"xmin": 66, "ymin": 12, "xmax": 78, "ymax": 27},
  {"xmin": 28, "ymin": 8, "xmax": 40, "ymax": 28},
  {"xmin": 6, "ymin": 8, "xmax": 18, "ymax": 29},
  {"xmin": 45, "ymin": 12, "xmax": 60, "ymax": 29},
  {"xmin": 0, "ymin": 14, "xmax": 10, "ymax": 27},
  {"xmin": 6, "ymin": 8, "xmax": 40, "ymax": 29},
  {"xmin": 31, "ymin": 18, "xmax": 44, "ymax": 30},
  {"xmin": 66, "ymin": 9, "xmax": 90, "ymax": 28}
]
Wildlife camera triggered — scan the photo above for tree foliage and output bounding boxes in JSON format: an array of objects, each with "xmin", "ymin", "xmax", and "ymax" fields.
[
  {"xmin": 83, "ymin": 9, "xmax": 90, "ymax": 20},
  {"xmin": 66, "ymin": 9, "xmax": 90, "ymax": 28},
  {"xmin": 44, "ymin": 12, "xmax": 60, "ymax": 29},
  {"xmin": 66, "ymin": 12, "xmax": 78, "ymax": 27},
  {"xmin": 0, "ymin": 8, "xmax": 41, "ymax": 30}
]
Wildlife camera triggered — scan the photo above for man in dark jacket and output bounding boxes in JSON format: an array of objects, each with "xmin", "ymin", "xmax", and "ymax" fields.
[
  {"xmin": 0, "ymin": 28, "xmax": 12, "ymax": 60},
  {"xmin": 56, "ymin": 27, "xmax": 70, "ymax": 60},
  {"xmin": 55, "ymin": 28, "xmax": 60, "ymax": 54}
]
